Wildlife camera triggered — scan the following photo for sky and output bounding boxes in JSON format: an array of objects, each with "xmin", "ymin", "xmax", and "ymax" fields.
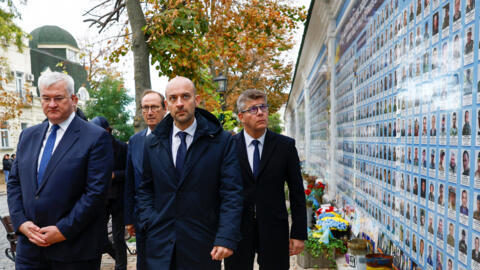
[{"xmin": 14, "ymin": 0, "xmax": 310, "ymax": 106}]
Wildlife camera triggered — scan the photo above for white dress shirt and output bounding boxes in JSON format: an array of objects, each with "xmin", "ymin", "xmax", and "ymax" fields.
[
  {"xmin": 37, "ymin": 111, "xmax": 76, "ymax": 171},
  {"xmin": 146, "ymin": 127, "xmax": 153, "ymax": 136},
  {"xmin": 171, "ymin": 118, "xmax": 197, "ymax": 166},
  {"xmin": 243, "ymin": 130, "xmax": 266, "ymax": 172}
]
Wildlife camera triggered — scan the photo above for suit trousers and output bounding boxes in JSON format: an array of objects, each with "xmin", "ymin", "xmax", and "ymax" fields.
[
  {"xmin": 104, "ymin": 197, "xmax": 127, "ymax": 270},
  {"xmin": 134, "ymin": 224, "xmax": 146, "ymax": 270},
  {"xmin": 15, "ymin": 252, "xmax": 101, "ymax": 270},
  {"xmin": 224, "ymin": 219, "xmax": 289, "ymax": 270}
]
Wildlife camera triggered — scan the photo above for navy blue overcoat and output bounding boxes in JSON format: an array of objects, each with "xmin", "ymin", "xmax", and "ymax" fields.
[{"xmin": 137, "ymin": 108, "xmax": 243, "ymax": 270}]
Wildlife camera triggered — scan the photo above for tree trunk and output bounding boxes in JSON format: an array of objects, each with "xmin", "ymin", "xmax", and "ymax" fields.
[{"xmin": 126, "ymin": 0, "xmax": 150, "ymax": 132}]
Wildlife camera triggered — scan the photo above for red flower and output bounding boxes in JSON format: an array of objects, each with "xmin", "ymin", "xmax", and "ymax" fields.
[
  {"xmin": 307, "ymin": 184, "xmax": 314, "ymax": 189},
  {"xmin": 305, "ymin": 189, "xmax": 312, "ymax": 196}
]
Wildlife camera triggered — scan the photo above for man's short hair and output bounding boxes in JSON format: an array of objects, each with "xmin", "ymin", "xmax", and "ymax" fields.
[
  {"xmin": 142, "ymin": 89, "xmax": 165, "ymax": 109},
  {"xmin": 237, "ymin": 89, "xmax": 267, "ymax": 112},
  {"xmin": 38, "ymin": 72, "xmax": 75, "ymax": 96}
]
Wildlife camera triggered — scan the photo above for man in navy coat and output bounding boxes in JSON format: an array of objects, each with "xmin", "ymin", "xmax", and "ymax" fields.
[
  {"xmin": 137, "ymin": 76, "xmax": 243, "ymax": 269},
  {"xmin": 225, "ymin": 89, "xmax": 307, "ymax": 270},
  {"xmin": 124, "ymin": 90, "xmax": 166, "ymax": 269},
  {"xmin": 7, "ymin": 72, "xmax": 113, "ymax": 269}
]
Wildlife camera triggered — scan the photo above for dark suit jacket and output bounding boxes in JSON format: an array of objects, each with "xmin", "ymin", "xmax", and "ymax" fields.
[
  {"xmin": 106, "ymin": 136, "xmax": 127, "ymax": 200},
  {"xmin": 7, "ymin": 115, "xmax": 113, "ymax": 261},
  {"xmin": 137, "ymin": 108, "xmax": 243, "ymax": 270},
  {"xmin": 124, "ymin": 129, "xmax": 147, "ymax": 226},
  {"xmin": 234, "ymin": 130, "xmax": 307, "ymax": 254}
]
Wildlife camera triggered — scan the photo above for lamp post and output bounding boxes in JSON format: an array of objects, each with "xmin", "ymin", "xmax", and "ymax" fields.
[{"xmin": 214, "ymin": 72, "xmax": 227, "ymax": 111}]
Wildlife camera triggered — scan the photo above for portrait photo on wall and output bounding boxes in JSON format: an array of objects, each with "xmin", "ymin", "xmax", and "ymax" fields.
[
  {"xmin": 453, "ymin": 0, "xmax": 461, "ymax": 22},
  {"xmin": 448, "ymin": 186, "xmax": 456, "ymax": 211},
  {"xmin": 451, "ymin": 112, "xmax": 459, "ymax": 137},
  {"xmin": 438, "ymin": 183, "xmax": 445, "ymax": 206},
  {"xmin": 433, "ymin": 12, "xmax": 439, "ymax": 36},
  {"xmin": 447, "ymin": 221, "xmax": 455, "ymax": 247},
  {"xmin": 462, "ymin": 150, "xmax": 471, "ymax": 176},
  {"xmin": 442, "ymin": 3, "xmax": 450, "ymax": 29},
  {"xmin": 460, "ymin": 189, "xmax": 469, "ymax": 216}
]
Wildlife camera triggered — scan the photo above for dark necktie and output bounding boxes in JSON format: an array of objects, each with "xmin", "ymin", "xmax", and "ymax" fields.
[
  {"xmin": 38, "ymin": 124, "xmax": 59, "ymax": 186},
  {"xmin": 175, "ymin": 131, "xmax": 188, "ymax": 178},
  {"xmin": 252, "ymin": 140, "xmax": 260, "ymax": 178}
]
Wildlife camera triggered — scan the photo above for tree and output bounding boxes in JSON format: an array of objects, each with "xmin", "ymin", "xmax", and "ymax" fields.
[
  {"xmin": 0, "ymin": 3, "xmax": 30, "ymax": 123},
  {"xmin": 145, "ymin": 0, "xmax": 306, "ymax": 112},
  {"xmin": 84, "ymin": 0, "xmax": 150, "ymax": 131},
  {"xmin": 268, "ymin": 112, "xmax": 283, "ymax": 134},
  {"xmin": 84, "ymin": 0, "xmax": 305, "ymax": 125},
  {"xmin": 84, "ymin": 76, "xmax": 134, "ymax": 142}
]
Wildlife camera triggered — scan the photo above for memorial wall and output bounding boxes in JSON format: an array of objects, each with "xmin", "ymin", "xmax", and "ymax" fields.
[{"xmin": 287, "ymin": 0, "xmax": 480, "ymax": 269}]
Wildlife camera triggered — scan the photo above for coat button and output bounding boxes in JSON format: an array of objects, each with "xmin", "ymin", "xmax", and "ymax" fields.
[
  {"xmin": 35, "ymin": 196, "xmax": 39, "ymax": 199},
  {"xmin": 169, "ymin": 240, "xmax": 174, "ymax": 244}
]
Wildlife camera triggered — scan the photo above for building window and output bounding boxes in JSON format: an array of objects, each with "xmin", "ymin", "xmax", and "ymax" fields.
[
  {"xmin": 15, "ymin": 71, "xmax": 24, "ymax": 98},
  {"xmin": 0, "ymin": 130, "xmax": 9, "ymax": 149},
  {"xmin": 66, "ymin": 49, "xmax": 78, "ymax": 63}
]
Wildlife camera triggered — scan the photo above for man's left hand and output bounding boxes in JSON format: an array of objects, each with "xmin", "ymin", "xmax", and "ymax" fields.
[
  {"xmin": 289, "ymin": 239, "xmax": 305, "ymax": 256},
  {"xmin": 210, "ymin": 246, "xmax": 233, "ymax": 260},
  {"xmin": 39, "ymin": 226, "xmax": 66, "ymax": 245}
]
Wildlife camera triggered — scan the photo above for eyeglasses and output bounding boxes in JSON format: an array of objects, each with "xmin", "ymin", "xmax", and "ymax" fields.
[
  {"xmin": 41, "ymin": 96, "xmax": 68, "ymax": 103},
  {"xmin": 141, "ymin": 105, "xmax": 161, "ymax": 112},
  {"xmin": 241, "ymin": 104, "xmax": 268, "ymax": 114}
]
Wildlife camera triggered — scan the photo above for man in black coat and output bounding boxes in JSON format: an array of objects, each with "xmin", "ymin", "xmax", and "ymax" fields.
[
  {"xmin": 91, "ymin": 116, "xmax": 127, "ymax": 270},
  {"xmin": 225, "ymin": 89, "xmax": 307, "ymax": 270}
]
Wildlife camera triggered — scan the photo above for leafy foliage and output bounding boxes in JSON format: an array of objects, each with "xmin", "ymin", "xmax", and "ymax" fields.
[
  {"xmin": 304, "ymin": 236, "xmax": 345, "ymax": 268},
  {"xmin": 0, "ymin": 3, "xmax": 30, "ymax": 123},
  {"xmin": 142, "ymin": 0, "xmax": 306, "ymax": 112},
  {"xmin": 212, "ymin": 110, "xmax": 239, "ymax": 131},
  {"xmin": 268, "ymin": 112, "xmax": 283, "ymax": 134},
  {"xmin": 84, "ymin": 76, "xmax": 134, "ymax": 142}
]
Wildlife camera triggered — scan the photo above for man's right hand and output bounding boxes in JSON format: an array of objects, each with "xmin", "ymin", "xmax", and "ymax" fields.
[
  {"xmin": 126, "ymin": 224, "xmax": 135, "ymax": 236},
  {"xmin": 19, "ymin": 221, "xmax": 49, "ymax": 247}
]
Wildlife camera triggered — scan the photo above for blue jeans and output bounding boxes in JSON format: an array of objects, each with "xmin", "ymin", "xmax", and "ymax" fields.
[{"xmin": 4, "ymin": 170, "xmax": 8, "ymax": 183}]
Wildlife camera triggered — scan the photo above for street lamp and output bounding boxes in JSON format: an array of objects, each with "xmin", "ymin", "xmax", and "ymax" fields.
[
  {"xmin": 214, "ymin": 72, "xmax": 227, "ymax": 111},
  {"xmin": 214, "ymin": 72, "xmax": 227, "ymax": 93}
]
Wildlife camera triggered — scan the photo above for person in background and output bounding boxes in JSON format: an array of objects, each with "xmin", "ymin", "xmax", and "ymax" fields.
[
  {"xmin": 225, "ymin": 89, "xmax": 307, "ymax": 270},
  {"xmin": 124, "ymin": 90, "xmax": 166, "ymax": 269},
  {"xmin": 91, "ymin": 116, "xmax": 127, "ymax": 270},
  {"xmin": 7, "ymin": 71, "xmax": 113, "ymax": 269},
  {"xmin": 2, "ymin": 154, "xmax": 11, "ymax": 183}
]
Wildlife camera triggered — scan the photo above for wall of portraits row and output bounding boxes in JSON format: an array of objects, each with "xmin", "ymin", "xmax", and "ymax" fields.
[{"xmin": 296, "ymin": 0, "xmax": 480, "ymax": 269}]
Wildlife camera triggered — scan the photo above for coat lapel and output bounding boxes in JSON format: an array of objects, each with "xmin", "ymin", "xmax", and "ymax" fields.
[
  {"xmin": 36, "ymin": 116, "xmax": 80, "ymax": 195},
  {"xmin": 237, "ymin": 131, "xmax": 255, "ymax": 181},
  {"xmin": 179, "ymin": 124, "xmax": 210, "ymax": 187},
  {"xmin": 131, "ymin": 129, "xmax": 147, "ymax": 174},
  {"xmin": 32, "ymin": 122, "xmax": 49, "ymax": 190},
  {"xmin": 257, "ymin": 130, "xmax": 276, "ymax": 179}
]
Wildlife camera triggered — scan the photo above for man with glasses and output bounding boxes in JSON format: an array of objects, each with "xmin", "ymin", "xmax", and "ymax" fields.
[
  {"xmin": 7, "ymin": 72, "xmax": 113, "ymax": 269},
  {"xmin": 225, "ymin": 89, "xmax": 307, "ymax": 270},
  {"xmin": 124, "ymin": 90, "xmax": 166, "ymax": 269},
  {"xmin": 137, "ymin": 76, "xmax": 242, "ymax": 269}
]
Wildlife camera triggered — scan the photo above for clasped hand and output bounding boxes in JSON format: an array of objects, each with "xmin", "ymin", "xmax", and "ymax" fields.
[{"xmin": 19, "ymin": 221, "xmax": 66, "ymax": 247}]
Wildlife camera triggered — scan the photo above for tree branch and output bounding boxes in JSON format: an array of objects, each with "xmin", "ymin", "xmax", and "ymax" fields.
[{"xmin": 83, "ymin": 0, "xmax": 126, "ymax": 33}]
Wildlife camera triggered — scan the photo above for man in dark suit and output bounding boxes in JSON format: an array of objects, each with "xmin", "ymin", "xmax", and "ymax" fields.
[
  {"xmin": 7, "ymin": 72, "xmax": 113, "ymax": 269},
  {"xmin": 137, "ymin": 76, "xmax": 243, "ymax": 269},
  {"xmin": 124, "ymin": 90, "xmax": 166, "ymax": 269},
  {"xmin": 91, "ymin": 116, "xmax": 127, "ymax": 270},
  {"xmin": 225, "ymin": 89, "xmax": 307, "ymax": 270}
]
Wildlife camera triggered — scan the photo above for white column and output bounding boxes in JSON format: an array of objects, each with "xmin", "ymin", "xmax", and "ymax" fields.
[
  {"xmin": 327, "ymin": 17, "xmax": 337, "ymax": 198},
  {"xmin": 303, "ymin": 75, "xmax": 311, "ymax": 172}
]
